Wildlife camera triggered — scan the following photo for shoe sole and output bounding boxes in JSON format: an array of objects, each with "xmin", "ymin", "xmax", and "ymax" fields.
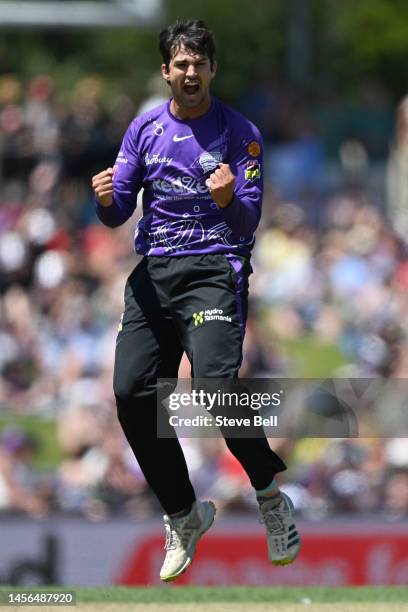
[
  {"xmin": 271, "ymin": 538, "xmax": 301, "ymax": 566},
  {"xmin": 161, "ymin": 501, "xmax": 216, "ymax": 582}
]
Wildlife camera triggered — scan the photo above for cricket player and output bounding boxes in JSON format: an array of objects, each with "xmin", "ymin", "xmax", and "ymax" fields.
[{"xmin": 92, "ymin": 19, "xmax": 300, "ymax": 581}]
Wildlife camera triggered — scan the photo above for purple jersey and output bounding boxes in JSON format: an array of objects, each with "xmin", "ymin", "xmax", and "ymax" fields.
[{"xmin": 96, "ymin": 97, "xmax": 263, "ymax": 256}]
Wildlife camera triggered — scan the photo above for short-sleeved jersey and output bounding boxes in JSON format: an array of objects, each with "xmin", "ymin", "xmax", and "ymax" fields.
[{"xmin": 96, "ymin": 97, "xmax": 263, "ymax": 257}]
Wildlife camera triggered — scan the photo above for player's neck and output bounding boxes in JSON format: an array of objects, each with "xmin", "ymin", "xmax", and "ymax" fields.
[{"xmin": 170, "ymin": 96, "xmax": 212, "ymax": 120}]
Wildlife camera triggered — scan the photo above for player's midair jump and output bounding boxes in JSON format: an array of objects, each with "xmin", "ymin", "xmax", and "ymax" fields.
[{"xmin": 92, "ymin": 19, "xmax": 300, "ymax": 582}]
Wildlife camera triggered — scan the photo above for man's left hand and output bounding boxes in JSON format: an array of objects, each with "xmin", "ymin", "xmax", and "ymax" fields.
[{"xmin": 206, "ymin": 163, "xmax": 235, "ymax": 208}]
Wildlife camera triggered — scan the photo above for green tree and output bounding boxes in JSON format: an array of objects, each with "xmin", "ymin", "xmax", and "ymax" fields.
[{"xmin": 1, "ymin": 0, "xmax": 408, "ymax": 102}]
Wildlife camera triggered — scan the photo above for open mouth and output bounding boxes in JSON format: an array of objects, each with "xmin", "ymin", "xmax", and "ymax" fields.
[{"xmin": 183, "ymin": 82, "xmax": 200, "ymax": 96}]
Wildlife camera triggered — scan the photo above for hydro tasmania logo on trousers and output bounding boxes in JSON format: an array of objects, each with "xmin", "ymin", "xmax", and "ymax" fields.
[{"xmin": 192, "ymin": 308, "xmax": 232, "ymax": 326}]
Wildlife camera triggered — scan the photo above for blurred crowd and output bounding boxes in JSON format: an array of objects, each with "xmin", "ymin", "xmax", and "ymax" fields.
[{"xmin": 0, "ymin": 73, "xmax": 408, "ymax": 521}]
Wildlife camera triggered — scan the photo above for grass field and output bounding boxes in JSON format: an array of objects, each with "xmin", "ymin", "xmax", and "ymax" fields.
[{"xmin": 1, "ymin": 587, "xmax": 408, "ymax": 612}]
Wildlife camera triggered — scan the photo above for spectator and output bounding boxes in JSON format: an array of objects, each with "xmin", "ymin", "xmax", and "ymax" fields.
[{"xmin": 0, "ymin": 73, "xmax": 407, "ymax": 518}]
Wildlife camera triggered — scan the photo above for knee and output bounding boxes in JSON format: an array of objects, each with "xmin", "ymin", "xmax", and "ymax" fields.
[
  {"xmin": 113, "ymin": 374, "xmax": 150, "ymax": 404},
  {"xmin": 192, "ymin": 352, "xmax": 240, "ymax": 378},
  {"xmin": 113, "ymin": 375, "xmax": 178, "ymax": 402}
]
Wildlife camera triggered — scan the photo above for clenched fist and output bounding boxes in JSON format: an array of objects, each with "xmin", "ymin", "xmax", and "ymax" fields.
[
  {"xmin": 206, "ymin": 163, "xmax": 235, "ymax": 208},
  {"xmin": 92, "ymin": 167, "xmax": 115, "ymax": 207}
]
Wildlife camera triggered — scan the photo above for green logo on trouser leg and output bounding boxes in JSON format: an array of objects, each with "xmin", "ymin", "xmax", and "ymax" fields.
[{"xmin": 192, "ymin": 311, "xmax": 204, "ymax": 326}]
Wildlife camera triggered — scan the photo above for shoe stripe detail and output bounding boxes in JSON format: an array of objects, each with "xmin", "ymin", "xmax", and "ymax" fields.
[
  {"xmin": 288, "ymin": 537, "xmax": 300, "ymax": 548},
  {"xmin": 288, "ymin": 531, "xmax": 299, "ymax": 542},
  {"xmin": 288, "ymin": 524, "xmax": 296, "ymax": 532}
]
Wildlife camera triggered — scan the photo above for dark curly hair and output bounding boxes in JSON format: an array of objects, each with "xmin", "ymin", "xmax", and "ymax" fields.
[{"xmin": 159, "ymin": 20, "xmax": 216, "ymax": 70}]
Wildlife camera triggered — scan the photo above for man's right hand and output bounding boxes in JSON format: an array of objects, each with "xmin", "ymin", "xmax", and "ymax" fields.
[{"xmin": 92, "ymin": 167, "xmax": 115, "ymax": 207}]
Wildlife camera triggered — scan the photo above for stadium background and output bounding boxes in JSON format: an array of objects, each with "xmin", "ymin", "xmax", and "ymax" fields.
[{"xmin": 1, "ymin": 0, "xmax": 408, "ymax": 587}]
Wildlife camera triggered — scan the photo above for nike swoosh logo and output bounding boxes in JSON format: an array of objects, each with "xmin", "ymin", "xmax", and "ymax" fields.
[{"xmin": 173, "ymin": 135, "xmax": 194, "ymax": 142}]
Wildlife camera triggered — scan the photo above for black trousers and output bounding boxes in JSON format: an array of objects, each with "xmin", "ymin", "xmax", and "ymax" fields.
[{"xmin": 113, "ymin": 254, "xmax": 286, "ymax": 514}]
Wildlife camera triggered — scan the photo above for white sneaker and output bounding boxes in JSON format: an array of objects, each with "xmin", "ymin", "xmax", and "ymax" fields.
[
  {"xmin": 160, "ymin": 500, "xmax": 216, "ymax": 582},
  {"xmin": 259, "ymin": 492, "xmax": 301, "ymax": 565}
]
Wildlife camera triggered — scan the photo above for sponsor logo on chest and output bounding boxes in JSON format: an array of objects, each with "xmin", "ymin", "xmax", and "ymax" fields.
[
  {"xmin": 152, "ymin": 175, "xmax": 209, "ymax": 195},
  {"xmin": 144, "ymin": 152, "xmax": 173, "ymax": 166}
]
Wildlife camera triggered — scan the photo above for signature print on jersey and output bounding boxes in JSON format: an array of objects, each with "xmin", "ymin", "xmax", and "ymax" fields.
[
  {"xmin": 151, "ymin": 218, "xmax": 205, "ymax": 251},
  {"xmin": 149, "ymin": 217, "xmax": 254, "ymax": 252}
]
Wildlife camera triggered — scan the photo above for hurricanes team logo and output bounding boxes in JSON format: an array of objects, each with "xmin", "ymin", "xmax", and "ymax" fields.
[
  {"xmin": 192, "ymin": 311, "xmax": 204, "ymax": 326},
  {"xmin": 199, "ymin": 151, "xmax": 222, "ymax": 173}
]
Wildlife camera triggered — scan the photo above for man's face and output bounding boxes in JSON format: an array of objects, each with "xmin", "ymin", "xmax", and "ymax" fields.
[{"xmin": 162, "ymin": 44, "xmax": 216, "ymax": 111}]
